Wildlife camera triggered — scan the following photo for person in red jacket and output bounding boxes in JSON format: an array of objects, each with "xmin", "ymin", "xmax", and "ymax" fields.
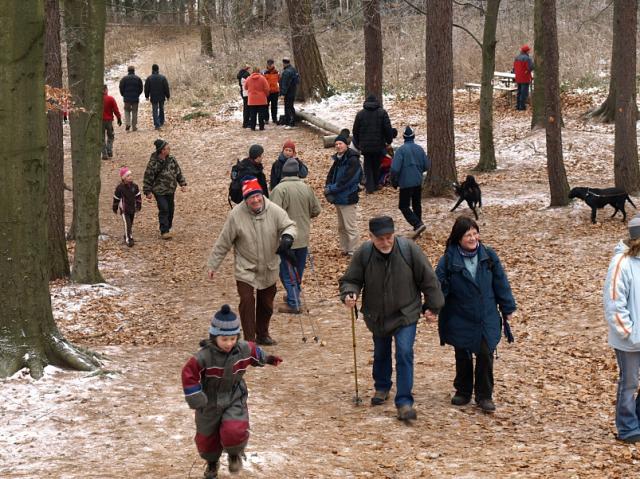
[
  {"xmin": 244, "ymin": 67, "xmax": 269, "ymax": 131},
  {"xmin": 262, "ymin": 59, "xmax": 280, "ymax": 124},
  {"xmin": 513, "ymin": 44, "xmax": 534, "ymax": 111},
  {"xmin": 102, "ymin": 85, "xmax": 122, "ymax": 159}
]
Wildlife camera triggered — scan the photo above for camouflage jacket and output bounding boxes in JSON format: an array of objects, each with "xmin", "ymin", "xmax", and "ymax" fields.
[{"xmin": 142, "ymin": 153, "xmax": 187, "ymax": 196}]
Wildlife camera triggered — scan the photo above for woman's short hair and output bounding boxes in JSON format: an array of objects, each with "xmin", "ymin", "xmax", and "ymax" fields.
[{"xmin": 446, "ymin": 216, "xmax": 480, "ymax": 249}]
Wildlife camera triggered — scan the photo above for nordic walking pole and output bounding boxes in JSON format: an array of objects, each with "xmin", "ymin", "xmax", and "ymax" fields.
[
  {"xmin": 291, "ymin": 263, "xmax": 321, "ymax": 343},
  {"xmin": 286, "ymin": 260, "xmax": 307, "ymax": 342},
  {"xmin": 350, "ymin": 303, "xmax": 362, "ymax": 405}
]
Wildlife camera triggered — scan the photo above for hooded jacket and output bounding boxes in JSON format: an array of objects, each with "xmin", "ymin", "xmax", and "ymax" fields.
[
  {"xmin": 603, "ymin": 241, "xmax": 640, "ymax": 352},
  {"xmin": 244, "ymin": 72, "xmax": 269, "ymax": 106},
  {"xmin": 352, "ymin": 97, "xmax": 394, "ymax": 154},
  {"xmin": 513, "ymin": 52, "xmax": 534, "ymax": 84},
  {"xmin": 207, "ymin": 198, "xmax": 297, "ymax": 289},
  {"xmin": 263, "ymin": 66, "xmax": 280, "ymax": 94}
]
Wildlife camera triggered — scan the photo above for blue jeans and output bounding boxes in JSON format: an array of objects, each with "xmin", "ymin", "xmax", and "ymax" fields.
[
  {"xmin": 279, "ymin": 248, "xmax": 308, "ymax": 309},
  {"xmin": 516, "ymin": 83, "xmax": 530, "ymax": 110},
  {"xmin": 372, "ymin": 322, "xmax": 417, "ymax": 407},
  {"xmin": 153, "ymin": 193, "xmax": 175, "ymax": 234},
  {"xmin": 152, "ymin": 101, "xmax": 165, "ymax": 128},
  {"xmin": 614, "ymin": 349, "xmax": 640, "ymax": 439}
]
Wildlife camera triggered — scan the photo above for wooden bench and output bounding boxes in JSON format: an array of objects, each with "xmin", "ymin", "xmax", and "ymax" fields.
[{"xmin": 464, "ymin": 82, "xmax": 517, "ymax": 105}]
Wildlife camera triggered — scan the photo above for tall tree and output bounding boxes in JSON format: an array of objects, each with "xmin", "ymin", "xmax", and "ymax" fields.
[
  {"xmin": 0, "ymin": 1, "xmax": 99, "ymax": 379},
  {"xmin": 542, "ymin": 0, "xmax": 569, "ymax": 206},
  {"xmin": 530, "ymin": 0, "xmax": 546, "ymax": 129},
  {"xmin": 363, "ymin": 0, "xmax": 383, "ymax": 104},
  {"xmin": 65, "ymin": 0, "xmax": 106, "ymax": 284},
  {"xmin": 46, "ymin": 0, "xmax": 70, "ymax": 279},
  {"xmin": 475, "ymin": 0, "xmax": 501, "ymax": 171},
  {"xmin": 424, "ymin": 0, "xmax": 456, "ymax": 196},
  {"xmin": 613, "ymin": 0, "xmax": 639, "ymax": 193},
  {"xmin": 200, "ymin": 0, "xmax": 213, "ymax": 56},
  {"xmin": 285, "ymin": 0, "xmax": 330, "ymax": 100}
]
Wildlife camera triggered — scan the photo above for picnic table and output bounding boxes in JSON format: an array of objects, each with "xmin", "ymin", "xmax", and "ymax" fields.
[{"xmin": 464, "ymin": 71, "xmax": 519, "ymax": 105}]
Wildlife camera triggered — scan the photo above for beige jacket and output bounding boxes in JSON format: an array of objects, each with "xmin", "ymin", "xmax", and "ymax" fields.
[
  {"xmin": 270, "ymin": 177, "xmax": 321, "ymax": 249},
  {"xmin": 207, "ymin": 198, "xmax": 296, "ymax": 289}
]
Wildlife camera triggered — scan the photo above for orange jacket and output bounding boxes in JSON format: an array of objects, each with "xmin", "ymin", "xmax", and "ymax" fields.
[
  {"xmin": 263, "ymin": 66, "xmax": 280, "ymax": 94},
  {"xmin": 244, "ymin": 73, "xmax": 269, "ymax": 105}
]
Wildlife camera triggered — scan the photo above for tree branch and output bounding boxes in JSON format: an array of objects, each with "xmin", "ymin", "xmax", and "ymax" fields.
[
  {"xmin": 577, "ymin": 0, "xmax": 613, "ymax": 32},
  {"xmin": 453, "ymin": 0, "xmax": 485, "ymax": 14}
]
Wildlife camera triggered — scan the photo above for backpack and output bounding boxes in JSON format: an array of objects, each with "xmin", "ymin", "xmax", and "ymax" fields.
[
  {"xmin": 228, "ymin": 160, "xmax": 244, "ymax": 205},
  {"xmin": 360, "ymin": 236, "xmax": 413, "ymax": 271}
]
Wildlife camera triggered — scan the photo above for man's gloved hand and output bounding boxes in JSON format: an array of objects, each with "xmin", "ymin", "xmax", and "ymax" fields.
[
  {"xmin": 117, "ymin": 118, "xmax": 122, "ymax": 127},
  {"xmin": 284, "ymin": 249, "xmax": 297, "ymax": 265},
  {"xmin": 265, "ymin": 355, "xmax": 283, "ymax": 366},
  {"xmin": 275, "ymin": 234, "xmax": 294, "ymax": 255}
]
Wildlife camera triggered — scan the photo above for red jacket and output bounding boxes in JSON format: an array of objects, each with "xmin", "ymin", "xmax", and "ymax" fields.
[
  {"xmin": 513, "ymin": 53, "xmax": 534, "ymax": 84},
  {"xmin": 263, "ymin": 66, "xmax": 280, "ymax": 94},
  {"xmin": 244, "ymin": 73, "xmax": 269, "ymax": 106},
  {"xmin": 103, "ymin": 93, "xmax": 121, "ymax": 121}
]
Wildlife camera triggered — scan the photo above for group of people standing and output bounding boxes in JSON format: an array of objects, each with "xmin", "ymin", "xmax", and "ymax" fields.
[{"xmin": 237, "ymin": 58, "xmax": 299, "ymax": 130}]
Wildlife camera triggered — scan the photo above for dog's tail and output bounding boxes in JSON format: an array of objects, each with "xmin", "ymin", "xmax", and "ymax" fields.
[{"xmin": 627, "ymin": 195, "xmax": 637, "ymax": 210}]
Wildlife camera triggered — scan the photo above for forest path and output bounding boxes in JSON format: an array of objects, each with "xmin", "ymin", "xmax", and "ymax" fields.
[{"xmin": 3, "ymin": 39, "xmax": 640, "ymax": 478}]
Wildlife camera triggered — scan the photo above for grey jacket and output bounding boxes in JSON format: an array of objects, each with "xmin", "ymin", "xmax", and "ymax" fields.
[{"xmin": 339, "ymin": 237, "xmax": 444, "ymax": 336}]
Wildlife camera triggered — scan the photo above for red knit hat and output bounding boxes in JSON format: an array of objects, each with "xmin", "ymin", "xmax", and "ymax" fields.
[
  {"xmin": 283, "ymin": 139, "xmax": 296, "ymax": 153},
  {"xmin": 119, "ymin": 166, "xmax": 131, "ymax": 179},
  {"xmin": 521, "ymin": 44, "xmax": 530, "ymax": 53},
  {"xmin": 242, "ymin": 177, "xmax": 263, "ymax": 200}
]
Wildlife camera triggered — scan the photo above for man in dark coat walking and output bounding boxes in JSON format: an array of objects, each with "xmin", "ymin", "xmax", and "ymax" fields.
[
  {"xmin": 144, "ymin": 63, "xmax": 171, "ymax": 130},
  {"xmin": 279, "ymin": 58, "xmax": 299, "ymax": 128},
  {"xmin": 119, "ymin": 65, "xmax": 143, "ymax": 131},
  {"xmin": 352, "ymin": 94, "xmax": 395, "ymax": 194}
]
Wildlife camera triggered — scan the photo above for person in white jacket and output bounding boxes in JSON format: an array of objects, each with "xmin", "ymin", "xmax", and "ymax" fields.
[{"xmin": 603, "ymin": 214, "xmax": 640, "ymax": 443}]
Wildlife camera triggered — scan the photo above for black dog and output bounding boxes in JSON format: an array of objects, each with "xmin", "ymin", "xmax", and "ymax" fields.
[
  {"xmin": 568, "ymin": 187, "xmax": 637, "ymax": 224},
  {"xmin": 451, "ymin": 175, "xmax": 482, "ymax": 220}
]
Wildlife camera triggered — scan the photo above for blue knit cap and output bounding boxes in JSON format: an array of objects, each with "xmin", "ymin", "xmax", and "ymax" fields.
[{"xmin": 209, "ymin": 304, "xmax": 241, "ymax": 336}]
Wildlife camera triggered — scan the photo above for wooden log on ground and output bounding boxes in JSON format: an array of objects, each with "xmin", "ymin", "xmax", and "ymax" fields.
[
  {"xmin": 322, "ymin": 134, "xmax": 353, "ymax": 148},
  {"xmin": 295, "ymin": 109, "xmax": 352, "ymax": 148}
]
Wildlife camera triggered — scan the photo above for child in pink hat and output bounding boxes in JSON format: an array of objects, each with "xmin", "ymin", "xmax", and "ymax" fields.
[{"xmin": 112, "ymin": 166, "xmax": 142, "ymax": 246}]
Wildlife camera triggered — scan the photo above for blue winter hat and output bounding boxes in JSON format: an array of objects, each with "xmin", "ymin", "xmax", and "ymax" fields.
[
  {"xmin": 209, "ymin": 304, "xmax": 241, "ymax": 336},
  {"xmin": 403, "ymin": 126, "xmax": 415, "ymax": 139}
]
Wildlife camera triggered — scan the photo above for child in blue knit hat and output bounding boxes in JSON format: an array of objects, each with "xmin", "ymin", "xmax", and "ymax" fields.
[{"xmin": 181, "ymin": 304, "xmax": 282, "ymax": 478}]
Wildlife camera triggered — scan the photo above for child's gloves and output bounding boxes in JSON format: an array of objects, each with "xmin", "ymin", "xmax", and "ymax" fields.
[
  {"xmin": 265, "ymin": 355, "xmax": 283, "ymax": 366},
  {"xmin": 185, "ymin": 391, "xmax": 208, "ymax": 410}
]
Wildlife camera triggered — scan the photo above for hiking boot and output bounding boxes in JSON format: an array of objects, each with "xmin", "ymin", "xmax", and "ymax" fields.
[
  {"xmin": 414, "ymin": 223, "xmax": 427, "ymax": 236},
  {"xmin": 125, "ymin": 125, "xmax": 131, "ymax": 131},
  {"xmin": 160, "ymin": 231, "xmax": 173, "ymax": 240},
  {"xmin": 277, "ymin": 304, "xmax": 301, "ymax": 314},
  {"xmin": 477, "ymin": 398, "xmax": 496, "ymax": 413},
  {"xmin": 132, "ymin": 126, "xmax": 138, "ymax": 131},
  {"xmin": 370, "ymin": 390, "xmax": 389, "ymax": 406},
  {"xmin": 397, "ymin": 404, "xmax": 417, "ymax": 421},
  {"xmin": 127, "ymin": 237, "xmax": 134, "ymax": 247},
  {"xmin": 203, "ymin": 461, "xmax": 219, "ymax": 478},
  {"xmin": 256, "ymin": 336, "xmax": 278, "ymax": 346},
  {"xmin": 228, "ymin": 454, "xmax": 243, "ymax": 473},
  {"xmin": 451, "ymin": 393, "xmax": 471, "ymax": 406}
]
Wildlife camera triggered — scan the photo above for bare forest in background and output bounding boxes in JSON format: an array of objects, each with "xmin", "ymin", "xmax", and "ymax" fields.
[{"xmin": 102, "ymin": 0, "xmax": 636, "ymax": 108}]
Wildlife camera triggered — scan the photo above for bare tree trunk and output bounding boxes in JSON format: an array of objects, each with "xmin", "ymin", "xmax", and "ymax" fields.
[
  {"xmin": 0, "ymin": 1, "xmax": 99, "ymax": 379},
  {"xmin": 530, "ymin": 0, "xmax": 546, "ymax": 129},
  {"xmin": 200, "ymin": 0, "xmax": 213, "ymax": 56},
  {"xmin": 285, "ymin": 0, "xmax": 329, "ymax": 100},
  {"xmin": 46, "ymin": 0, "xmax": 70, "ymax": 279},
  {"xmin": 613, "ymin": 0, "xmax": 640, "ymax": 193},
  {"xmin": 424, "ymin": 0, "xmax": 456, "ymax": 196},
  {"xmin": 363, "ymin": 0, "xmax": 383, "ymax": 105},
  {"xmin": 65, "ymin": 0, "xmax": 106, "ymax": 284},
  {"xmin": 542, "ymin": 0, "xmax": 569, "ymax": 206},
  {"xmin": 475, "ymin": 0, "xmax": 501, "ymax": 172}
]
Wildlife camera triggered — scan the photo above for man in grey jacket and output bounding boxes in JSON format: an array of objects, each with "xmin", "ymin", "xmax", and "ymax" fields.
[
  {"xmin": 340, "ymin": 216, "xmax": 444, "ymax": 421},
  {"xmin": 207, "ymin": 177, "xmax": 296, "ymax": 345}
]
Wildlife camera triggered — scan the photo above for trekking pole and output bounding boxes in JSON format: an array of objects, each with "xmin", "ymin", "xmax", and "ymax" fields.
[
  {"xmin": 286, "ymin": 260, "xmax": 307, "ymax": 343},
  {"xmin": 290, "ymin": 263, "xmax": 321, "ymax": 343},
  {"xmin": 350, "ymin": 304, "xmax": 362, "ymax": 405}
]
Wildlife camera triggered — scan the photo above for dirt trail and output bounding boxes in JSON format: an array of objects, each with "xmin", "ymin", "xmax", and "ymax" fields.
[{"xmin": 3, "ymin": 38, "xmax": 640, "ymax": 478}]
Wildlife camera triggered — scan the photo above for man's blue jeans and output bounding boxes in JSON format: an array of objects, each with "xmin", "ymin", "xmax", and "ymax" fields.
[
  {"xmin": 152, "ymin": 101, "xmax": 165, "ymax": 128},
  {"xmin": 372, "ymin": 322, "xmax": 417, "ymax": 407},
  {"xmin": 279, "ymin": 247, "xmax": 308, "ymax": 309},
  {"xmin": 614, "ymin": 349, "xmax": 640, "ymax": 440},
  {"xmin": 516, "ymin": 83, "xmax": 530, "ymax": 110}
]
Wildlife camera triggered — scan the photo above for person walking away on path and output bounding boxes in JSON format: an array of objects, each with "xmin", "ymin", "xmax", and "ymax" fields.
[
  {"xmin": 271, "ymin": 159, "xmax": 321, "ymax": 314},
  {"xmin": 234, "ymin": 144, "xmax": 269, "ymax": 198},
  {"xmin": 112, "ymin": 166, "xmax": 141, "ymax": 247},
  {"xmin": 340, "ymin": 216, "xmax": 444, "ymax": 421},
  {"xmin": 207, "ymin": 178, "xmax": 297, "ymax": 345},
  {"xmin": 144, "ymin": 63, "xmax": 171, "ymax": 130},
  {"xmin": 269, "ymin": 139, "xmax": 309, "ymax": 191},
  {"xmin": 244, "ymin": 67, "xmax": 269, "ymax": 131},
  {"xmin": 435, "ymin": 216, "xmax": 516, "ymax": 413},
  {"xmin": 119, "ymin": 65, "xmax": 143, "ymax": 131},
  {"xmin": 603, "ymin": 215, "xmax": 640, "ymax": 444},
  {"xmin": 102, "ymin": 85, "xmax": 122, "ymax": 160},
  {"xmin": 324, "ymin": 132, "xmax": 362, "ymax": 256},
  {"xmin": 513, "ymin": 44, "xmax": 534, "ymax": 111},
  {"xmin": 279, "ymin": 58, "xmax": 299, "ymax": 128},
  {"xmin": 236, "ymin": 64, "xmax": 251, "ymax": 129},
  {"xmin": 142, "ymin": 139, "xmax": 187, "ymax": 240},
  {"xmin": 181, "ymin": 304, "xmax": 282, "ymax": 478},
  {"xmin": 352, "ymin": 94, "xmax": 395, "ymax": 194},
  {"xmin": 390, "ymin": 126, "xmax": 430, "ymax": 237},
  {"xmin": 263, "ymin": 59, "xmax": 280, "ymax": 124}
]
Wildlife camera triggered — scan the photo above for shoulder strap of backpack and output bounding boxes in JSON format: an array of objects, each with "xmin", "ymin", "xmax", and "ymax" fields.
[{"xmin": 395, "ymin": 236, "xmax": 413, "ymax": 269}]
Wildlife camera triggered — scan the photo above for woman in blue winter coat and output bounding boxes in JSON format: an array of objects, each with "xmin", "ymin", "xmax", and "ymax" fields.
[
  {"xmin": 436, "ymin": 216, "xmax": 516, "ymax": 413},
  {"xmin": 603, "ymin": 215, "xmax": 640, "ymax": 443}
]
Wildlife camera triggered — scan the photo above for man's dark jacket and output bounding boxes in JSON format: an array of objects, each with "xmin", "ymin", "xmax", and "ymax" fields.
[
  {"xmin": 236, "ymin": 157, "xmax": 269, "ymax": 198},
  {"xmin": 144, "ymin": 72, "xmax": 171, "ymax": 103},
  {"xmin": 352, "ymin": 96, "xmax": 394, "ymax": 154},
  {"xmin": 119, "ymin": 73, "xmax": 143, "ymax": 103}
]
